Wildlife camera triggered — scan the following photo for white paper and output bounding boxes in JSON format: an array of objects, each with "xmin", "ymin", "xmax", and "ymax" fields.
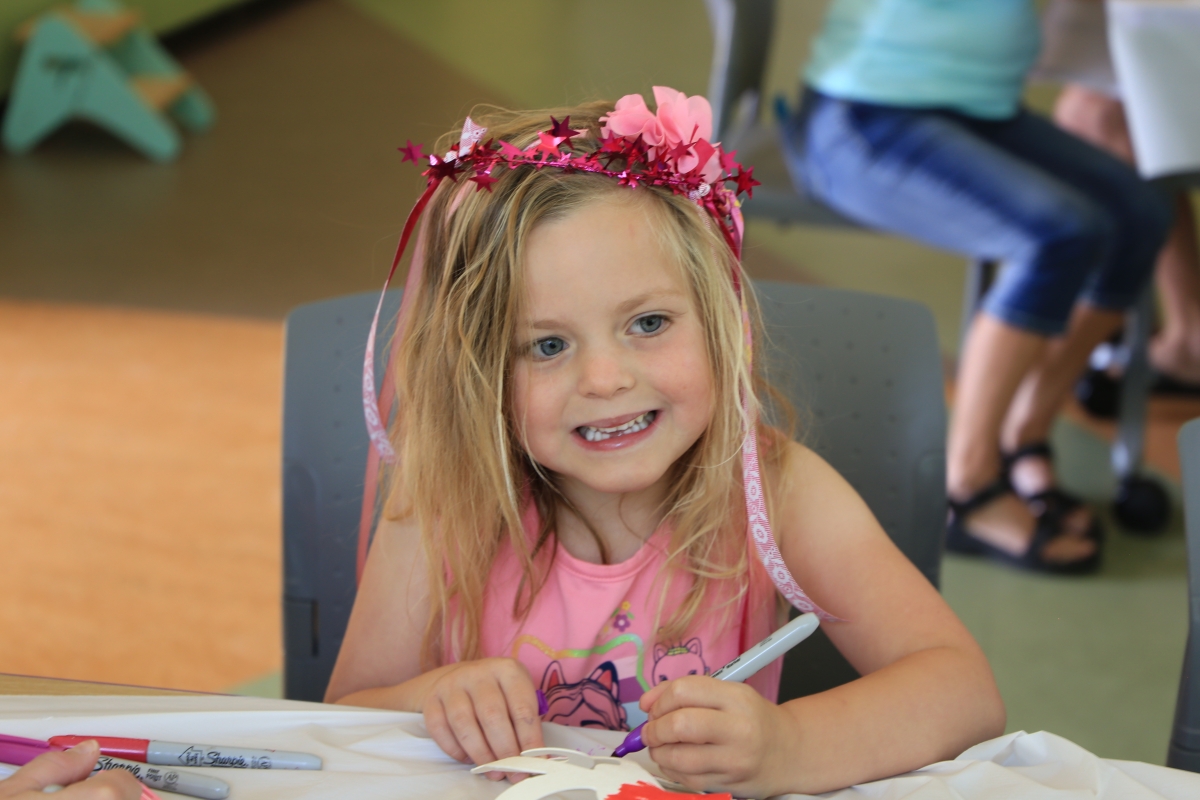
[
  {"xmin": 1108, "ymin": 1, "xmax": 1200, "ymax": 178},
  {"xmin": 1, "ymin": 697, "xmax": 1198, "ymax": 799}
]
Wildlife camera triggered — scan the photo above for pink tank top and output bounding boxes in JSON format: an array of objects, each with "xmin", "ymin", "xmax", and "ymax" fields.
[{"xmin": 474, "ymin": 505, "xmax": 780, "ymax": 732}]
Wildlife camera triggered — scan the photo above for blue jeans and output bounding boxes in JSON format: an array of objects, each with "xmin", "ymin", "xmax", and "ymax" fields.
[{"xmin": 785, "ymin": 89, "xmax": 1173, "ymax": 336}]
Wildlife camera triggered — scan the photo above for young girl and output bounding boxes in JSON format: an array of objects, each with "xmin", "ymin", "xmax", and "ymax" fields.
[{"xmin": 326, "ymin": 89, "xmax": 1005, "ymax": 797}]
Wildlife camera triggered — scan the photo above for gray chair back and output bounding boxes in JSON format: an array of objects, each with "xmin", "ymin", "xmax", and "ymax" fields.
[
  {"xmin": 281, "ymin": 282, "xmax": 946, "ymax": 702},
  {"xmin": 1169, "ymin": 417, "xmax": 1200, "ymax": 771},
  {"xmin": 756, "ymin": 282, "xmax": 945, "ymax": 699},
  {"xmin": 282, "ymin": 290, "xmax": 401, "ymax": 702}
]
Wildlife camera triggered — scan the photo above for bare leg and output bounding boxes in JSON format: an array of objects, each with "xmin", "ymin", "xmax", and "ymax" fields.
[
  {"xmin": 949, "ymin": 313, "xmax": 1096, "ymax": 562},
  {"xmin": 1001, "ymin": 304, "xmax": 1125, "ymax": 533},
  {"xmin": 1003, "ymin": 304, "xmax": 1125, "ymax": 446},
  {"xmin": 1149, "ymin": 195, "xmax": 1200, "ymax": 382}
]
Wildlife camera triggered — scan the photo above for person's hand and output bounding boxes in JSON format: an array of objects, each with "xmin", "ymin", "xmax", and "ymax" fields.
[
  {"xmin": 0, "ymin": 740, "xmax": 143, "ymax": 799},
  {"xmin": 421, "ymin": 658, "xmax": 544, "ymax": 780},
  {"xmin": 640, "ymin": 677, "xmax": 798, "ymax": 798}
]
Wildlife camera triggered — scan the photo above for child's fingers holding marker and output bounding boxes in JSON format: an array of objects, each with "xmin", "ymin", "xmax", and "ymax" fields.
[
  {"xmin": 55, "ymin": 771, "xmax": 144, "ymax": 800},
  {"xmin": 0, "ymin": 741, "xmax": 142, "ymax": 800},
  {"xmin": 641, "ymin": 677, "xmax": 793, "ymax": 797},
  {"xmin": 0, "ymin": 742, "xmax": 99, "ymax": 796}
]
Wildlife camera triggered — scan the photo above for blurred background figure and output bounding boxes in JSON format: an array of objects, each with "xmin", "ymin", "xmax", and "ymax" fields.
[
  {"xmin": 1040, "ymin": 0, "xmax": 1200, "ymax": 393},
  {"xmin": 782, "ymin": 0, "xmax": 1172, "ymax": 572}
]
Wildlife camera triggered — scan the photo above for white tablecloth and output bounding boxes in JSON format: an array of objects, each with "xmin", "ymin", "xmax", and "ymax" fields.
[{"xmin": 0, "ymin": 695, "xmax": 1197, "ymax": 799}]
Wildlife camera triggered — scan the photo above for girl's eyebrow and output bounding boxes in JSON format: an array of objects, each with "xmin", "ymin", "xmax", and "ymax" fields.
[
  {"xmin": 615, "ymin": 288, "xmax": 685, "ymax": 314},
  {"xmin": 528, "ymin": 288, "xmax": 686, "ymax": 330}
]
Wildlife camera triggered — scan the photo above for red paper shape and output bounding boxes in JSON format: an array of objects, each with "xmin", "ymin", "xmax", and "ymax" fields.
[{"xmin": 604, "ymin": 780, "xmax": 731, "ymax": 800}]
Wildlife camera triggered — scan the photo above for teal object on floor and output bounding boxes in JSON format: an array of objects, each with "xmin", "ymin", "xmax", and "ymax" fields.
[{"xmin": 2, "ymin": 0, "xmax": 214, "ymax": 162}]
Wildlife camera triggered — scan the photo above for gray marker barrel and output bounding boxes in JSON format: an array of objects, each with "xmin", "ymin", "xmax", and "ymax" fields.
[
  {"xmin": 709, "ymin": 612, "xmax": 820, "ymax": 682},
  {"xmin": 92, "ymin": 755, "xmax": 230, "ymax": 800},
  {"xmin": 148, "ymin": 741, "xmax": 322, "ymax": 770}
]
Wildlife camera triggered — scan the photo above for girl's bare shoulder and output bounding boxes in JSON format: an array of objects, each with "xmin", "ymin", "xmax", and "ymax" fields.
[{"xmin": 767, "ymin": 437, "xmax": 886, "ymax": 551}]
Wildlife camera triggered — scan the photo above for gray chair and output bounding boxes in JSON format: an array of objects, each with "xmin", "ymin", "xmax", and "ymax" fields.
[
  {"xmin": 704, "ymin": 0, "xmax": 1169, "ymax": 533},
  {"xmin": 281, "ymin": 281, "xmax": 946, "ymax": 702},
  {"xmin": 1168, "ymin": 416, "xmax": 1200, "ymax": 772},
  {"xmin": 282, "ymin": 289, "xmax": 401, "ymax": 702}
]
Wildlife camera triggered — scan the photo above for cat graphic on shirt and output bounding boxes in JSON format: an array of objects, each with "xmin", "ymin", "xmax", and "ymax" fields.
[
  {"xmin": 651, "ymin": 638, "xmax": 710, "ymax": 685},
  {"xmin": 540, "ymin": 660, "xmax": 628, "ymax": 731}
]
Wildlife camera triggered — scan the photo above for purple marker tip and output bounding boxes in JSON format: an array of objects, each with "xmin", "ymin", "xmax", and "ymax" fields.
[
  {"xmin": 611, "ymin": 722, "xmax": 645, "ymax": 758},
  {"xmin": 536, "ymin": 689, "xmax": 548, "ymax": 716}
]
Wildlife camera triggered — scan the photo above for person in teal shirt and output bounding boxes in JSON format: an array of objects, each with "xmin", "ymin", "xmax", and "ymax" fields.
[{"xmin": 786, "ymin": 0, "xmax": 1171, "ymax": 572}]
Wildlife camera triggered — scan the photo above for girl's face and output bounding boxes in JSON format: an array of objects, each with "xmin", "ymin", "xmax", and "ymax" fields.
[{"xmin": 511, "ymin": 195, "xmax": 715, "ymax": 500}]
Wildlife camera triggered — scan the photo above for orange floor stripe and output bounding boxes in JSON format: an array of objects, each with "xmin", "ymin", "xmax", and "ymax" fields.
[{"xmin": 0, "ymin": 302, "xmax": 282, "ymax": 691}]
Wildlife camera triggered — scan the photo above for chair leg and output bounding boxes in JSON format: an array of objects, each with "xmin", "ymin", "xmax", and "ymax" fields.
[
  {"xmin": 1113, "ymin": 289, "xmax": 1154, "ymax": 479},
  {"xmin": 1112, "ymin": 287, "xmax": 1171, "ymax": 533}
]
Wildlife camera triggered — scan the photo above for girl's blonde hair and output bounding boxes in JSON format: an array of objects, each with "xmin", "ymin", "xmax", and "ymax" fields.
[{"xmin": 387, "ymin": 101, "xmax": 790, "ymax": 666}]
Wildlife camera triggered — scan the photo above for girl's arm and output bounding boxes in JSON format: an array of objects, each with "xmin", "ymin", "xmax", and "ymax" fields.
[
  {"xmin": 325, "ymin": 514, "xmax": 545, "ymax": 774},
  {"xmin": 324, "ymin": 514, "xmax": 432, "ymax": 709},
  {"xmin": 641, "ymin": 442, "xmax": 1005, "ymax": 796}
]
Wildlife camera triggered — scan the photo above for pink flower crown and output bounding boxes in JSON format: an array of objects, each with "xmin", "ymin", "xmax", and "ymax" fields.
[
  {"xmin": 357, "ymin": 88, "xmax": 833, "ymax": 621},
  {"xmin": 397, "ymin": 86, "xmax": 759, "ymax": 255}
]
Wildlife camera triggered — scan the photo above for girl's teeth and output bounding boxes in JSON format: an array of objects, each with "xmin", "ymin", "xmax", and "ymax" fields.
[{"xmin": 579, "ymin": 411, "xmax": 655, "ymax": 442}]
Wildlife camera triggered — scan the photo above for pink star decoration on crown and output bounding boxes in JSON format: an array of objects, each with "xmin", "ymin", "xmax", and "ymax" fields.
[{"xmin": 402, "ymin": 88, "xmax": 757, "ymax": 255}]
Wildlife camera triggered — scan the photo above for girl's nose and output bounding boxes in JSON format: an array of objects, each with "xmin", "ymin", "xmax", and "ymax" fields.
[{"xmin": 577, "ymin": 347, "xmax": 635, "ymax": 398}]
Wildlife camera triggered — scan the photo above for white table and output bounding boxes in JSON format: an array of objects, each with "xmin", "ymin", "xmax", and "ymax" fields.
[{"xmin": 0, "ymin": 694, "xmax": 1198, "ymax": 799}]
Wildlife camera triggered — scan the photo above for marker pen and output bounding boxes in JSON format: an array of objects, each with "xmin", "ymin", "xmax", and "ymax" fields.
[
  {"xmin": 50, "ymin": 736, "xmax": 322, "ymax": 770},
  {"xmin": 611, "ymin": 612, "xmax": 821, "ymax": 757},
  {"xmin": 0, "ymin": 735, "xmax": 227, "ymax": 800}
]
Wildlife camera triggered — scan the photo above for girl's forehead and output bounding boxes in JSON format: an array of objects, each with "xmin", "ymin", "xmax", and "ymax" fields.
[{"xmin": 523, "ymin": 196, "xmax": 684, "ymax": 290}]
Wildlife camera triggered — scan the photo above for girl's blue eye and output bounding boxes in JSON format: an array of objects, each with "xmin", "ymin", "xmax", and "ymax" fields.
[
  {"xmin": 633, "ymin": 314, "xmax": 666, "ymax": 334},
  {"xmin": 534, "ymin": 337, "xmax": 567, "ymax": 358}
]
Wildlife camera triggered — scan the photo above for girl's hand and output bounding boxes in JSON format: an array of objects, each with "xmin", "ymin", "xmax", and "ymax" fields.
[
  {"xmin": 0, "ymin": 741, "xmax": 143, "ymax": 799},
  {"xmin": 422, "ymin": 657, "xmax": 545, "ymax": 780},
  {"xmin": 640, "ymin": 677, "xmax": 797, "ymax": 798}
]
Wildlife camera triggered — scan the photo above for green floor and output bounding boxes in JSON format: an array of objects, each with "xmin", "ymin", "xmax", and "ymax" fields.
[{"xmin": 945, "ymin": 420, "xmax": 1188, "ymax": 764}]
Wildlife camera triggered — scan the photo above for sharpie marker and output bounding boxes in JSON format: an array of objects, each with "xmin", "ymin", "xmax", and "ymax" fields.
[
  {"xmin": 0, "ymin": 735, "xmax": 227, "ymax": 800},
  {"xmin": 50, "ymin": 735, "xmax": 322, "ymax": 770},
  {"xmin": 612, "ymin": 612, "xmax": 821, "ymax": 757}
]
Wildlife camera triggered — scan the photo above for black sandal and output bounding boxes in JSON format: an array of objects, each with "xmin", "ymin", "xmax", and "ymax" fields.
[
  {"xmin": 1002, "ymin": 442, "xmax": 1104, "ymax": 543},
  {"xmin": 945, "ymin": 475, "xmax": 1101, "ymax": 575}
]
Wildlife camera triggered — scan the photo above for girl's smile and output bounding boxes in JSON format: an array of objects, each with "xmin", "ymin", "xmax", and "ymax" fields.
[
  {"xmin": 511, "ymin": 193, "xmax": 714, "ymax": 501},
  {"xmin": 575, "ymin": 409, "xmax": 658, "ymax": 447}
]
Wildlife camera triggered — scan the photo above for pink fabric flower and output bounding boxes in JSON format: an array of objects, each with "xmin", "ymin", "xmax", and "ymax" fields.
[
  {"xmin": 652, "ymin": 86, "xmax": 712, "ymax": 148},
  {"xmin": 601, "ymin": 93, "xmax": 664, "ymax": 147},
  {"xmin": 600, "ymin": 86, "xmax": 721, "ymax": 180}
]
